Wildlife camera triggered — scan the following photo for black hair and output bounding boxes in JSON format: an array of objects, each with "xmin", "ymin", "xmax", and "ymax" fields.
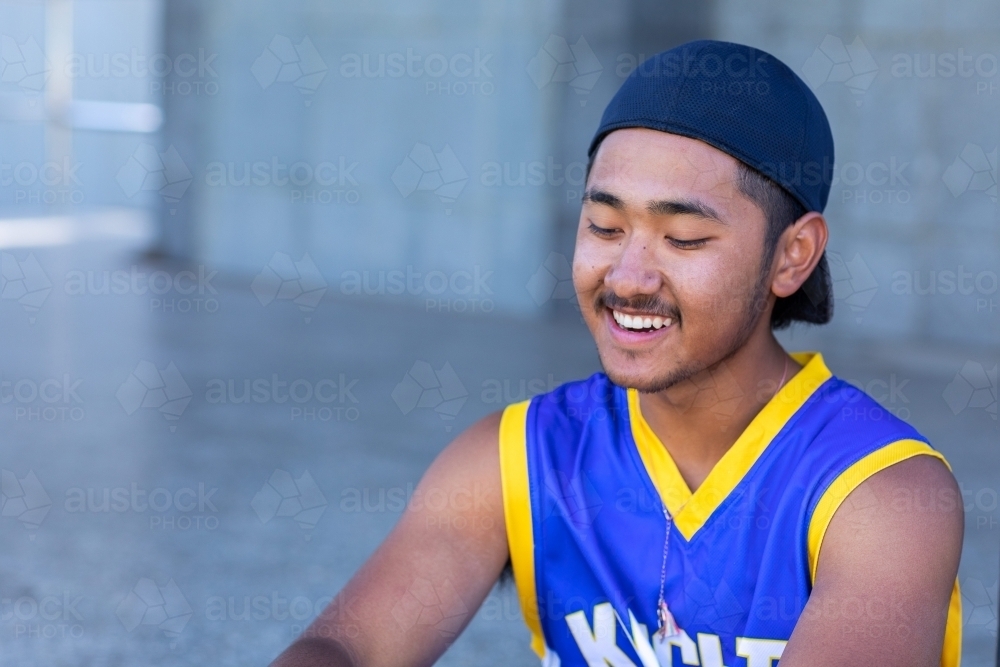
[
  {"xmin": 583, "ymin": 141, "xmax": 833, "ymax": 329},
  {"xmin": 733, "ymin": 161, "xmax": 832, "ymax": 328}
]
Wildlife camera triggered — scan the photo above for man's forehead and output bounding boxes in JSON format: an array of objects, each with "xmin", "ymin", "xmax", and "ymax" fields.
[{"xmin": 588, "ymin": 128, "xmax": 740, "ymax": 205}]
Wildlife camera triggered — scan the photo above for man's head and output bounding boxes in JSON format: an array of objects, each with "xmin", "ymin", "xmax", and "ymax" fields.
[{"xmin": 573, "ymin": 40, "xmax": 835, "ymax": 392}]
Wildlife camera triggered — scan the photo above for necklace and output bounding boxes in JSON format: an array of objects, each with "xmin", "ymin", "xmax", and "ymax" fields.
[
  {"xmin": 653, "ymin": 355, "xmax": 792, "ymax": 640},
  {"xmin": 776, "ymin": 355, "xmax": 790, "ymax": 400},
  {"xmin": 654, "ymin": 504, "xmax": 680, "ymax": 640}
]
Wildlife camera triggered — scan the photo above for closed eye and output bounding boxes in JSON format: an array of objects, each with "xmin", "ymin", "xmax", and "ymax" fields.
[
  {"xmin": 667, "ymin": 237, "xmax": 709, "ymax": 249},
  {"xmin": 588, "ymin": 222, "xmax": 620, "ymax": 238}
]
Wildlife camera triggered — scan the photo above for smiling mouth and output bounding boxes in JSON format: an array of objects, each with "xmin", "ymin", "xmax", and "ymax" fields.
[{"xmin": 609, "ymin": 309, "xmax": 674, "ymax": 332}]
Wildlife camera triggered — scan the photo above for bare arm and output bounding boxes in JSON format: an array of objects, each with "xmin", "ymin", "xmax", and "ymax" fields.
[
  {"xmin": 270, "ymin": 411, "xmax": 508, "ymax": 667},
  {"xmin": 781, "ymin": 455, "xmax": 963, "ymax": 666}
]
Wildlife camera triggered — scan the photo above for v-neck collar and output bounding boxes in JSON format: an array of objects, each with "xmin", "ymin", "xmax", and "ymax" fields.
[{"xmin": 627, "ymin": 352, "xmax": 832, "ymax": 540}]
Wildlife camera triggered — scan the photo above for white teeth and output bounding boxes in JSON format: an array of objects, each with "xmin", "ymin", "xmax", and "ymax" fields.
[{"xmin": 612, "ymin": 310, "xmax": 671, "ymax": 331}]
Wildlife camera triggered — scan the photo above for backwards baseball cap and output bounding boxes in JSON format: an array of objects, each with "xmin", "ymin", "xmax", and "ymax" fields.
[{"xmin": 589, "ymin": 40, "xmax": 835, "ymax": 213}]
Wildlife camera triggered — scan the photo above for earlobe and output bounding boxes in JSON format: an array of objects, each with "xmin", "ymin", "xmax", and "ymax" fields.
[{"xmin": 771, "ymin": 213, "xmax": 828, "ymax": 298}]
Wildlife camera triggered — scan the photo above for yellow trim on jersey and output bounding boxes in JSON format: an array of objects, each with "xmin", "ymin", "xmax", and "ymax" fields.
[
  {"xmin": 629, "ymin": 351, "xmax": 831, "ymax": 540},
  {"xmin": 806, "ymin": 439, "xmax": 949, "ymax": 581},
  {"xmin": 942, "ymin": 579, "xmax": 962, "ymax": 667},
  {"xmin": 628, "ymin": 388, "xmax": 691, "ymax": 517},
  {"xmin": 806, "ymin": 439, "xmax": 960, "ymax": 667},
  {"xmin": 498, "ymin": 400, "xmax": 545, "ymax": 659}
]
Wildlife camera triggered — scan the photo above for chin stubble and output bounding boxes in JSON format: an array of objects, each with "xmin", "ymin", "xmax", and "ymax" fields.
[{"xmin": 599, "ymin": 259, "xmax": 772, "ymax": 394}]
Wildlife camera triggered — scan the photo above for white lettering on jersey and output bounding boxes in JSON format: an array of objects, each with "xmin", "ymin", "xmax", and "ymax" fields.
[
  {"xmin": 735, "ymin": 637, "xmax": 786, "ymax": 667},
  {"xmin": 622, "ymin": 609, "xmax": 659, "ymax": 667},
  {"xmin": 563, "ymin": 605, "xmax": 787, "ymax": 667},
  {"xmin": 565, "ymin": 603, "xmax": 638, "ymax": 667},
  {"xmin": 653, "ymin": 625, "xmax": 700, "ymax": 667},
  {"xmin": 697, "ymin": 632, "xmax": 728, "ymax": 667}
]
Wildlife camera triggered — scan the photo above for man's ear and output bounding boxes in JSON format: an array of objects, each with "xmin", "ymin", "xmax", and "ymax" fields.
[{"xmin": 771, "ymin": 212, "xmax": 829, "ymax": 298}]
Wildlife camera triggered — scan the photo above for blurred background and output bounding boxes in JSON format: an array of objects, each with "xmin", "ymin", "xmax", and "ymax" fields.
[{"xmin": 0, "ymin": 0, "xmax": 996, "ymax": 664}]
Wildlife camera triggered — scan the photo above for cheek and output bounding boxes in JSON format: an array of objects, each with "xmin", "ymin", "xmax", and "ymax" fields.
[
  {"xmin": 571, "ymin": 239, "xmax": 612, "ymax": 295},
  {"xmin": 667, "ymin": 246, "xmax": 757, "ymax": 313}
]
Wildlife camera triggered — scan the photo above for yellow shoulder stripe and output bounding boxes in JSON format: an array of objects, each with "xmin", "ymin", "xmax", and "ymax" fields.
[
  {"xmin": 806, "ymin": 439, "xmax": 960, "ymax": 667},
  {"xmin": 498, "ymin": 400, "xmax": 545, "ymax": 658},
  {"xmin": 806, "ymin": 438, "xmax": 949, "ymax": 582}
]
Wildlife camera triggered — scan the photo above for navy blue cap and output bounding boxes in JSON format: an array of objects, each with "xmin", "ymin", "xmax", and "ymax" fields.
[{"xmin": 589, "ymin": 40, "xmax": 835, "ymax": 213}]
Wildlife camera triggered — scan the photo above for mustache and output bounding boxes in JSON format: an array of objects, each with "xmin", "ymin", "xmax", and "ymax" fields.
[{"xmin": 594, "ymin": 291, "xmax": 681, "ymax": 322}]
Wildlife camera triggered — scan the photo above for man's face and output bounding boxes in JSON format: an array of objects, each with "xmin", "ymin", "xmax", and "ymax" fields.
[{"xmin": 573, "ymin": 128, "xmax": 773, "ymax": 392}]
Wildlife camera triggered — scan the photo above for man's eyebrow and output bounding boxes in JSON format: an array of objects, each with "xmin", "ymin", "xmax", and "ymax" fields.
[
  {"xmin": 647, "ymin": 198, "xmax": 726, "ymax": 223},
  {"xmin": 581, "ymin": 189, "xmax": 625, "ymax": 210},
  {"xmin": 584, "ymin": 188, "xmax": 726, "ymax": 224}
]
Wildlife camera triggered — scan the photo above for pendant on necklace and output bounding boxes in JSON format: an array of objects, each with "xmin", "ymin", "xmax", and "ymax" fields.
[{"xmin": 655, "ymin": 598, "xmax": 680, "ymax": 640}]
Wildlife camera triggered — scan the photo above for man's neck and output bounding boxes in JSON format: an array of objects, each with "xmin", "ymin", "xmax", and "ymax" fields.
[{"xmin": 637, "ymin": 333, "xmax": 800, "ymax": 493}]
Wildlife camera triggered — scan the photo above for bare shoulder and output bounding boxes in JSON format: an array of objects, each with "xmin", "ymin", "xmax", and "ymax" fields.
[
  {"xmin": 392, "ymin": 408, "xmax": 506, "ymax": 555},
  {"xmin": 271, "ymin": 411, "xmax": 509, "ymax": 667},
  {"xmin": 824, "ymin": 454, "xmax": 963, "ymax": 561},
  {"xmin": 430, "ymin": 409, "xmax": 503, "ymax": 474},
  {"xmin": 862, "ymin": 453, "xmax": 959, "ymax": 497},
  {"xmin": 781, "ymin": 454, "xmax": 963, "ymax": 666},
  {"xmin": 817, "ymin": 454, "xmax": 963, "ymax": 584}
]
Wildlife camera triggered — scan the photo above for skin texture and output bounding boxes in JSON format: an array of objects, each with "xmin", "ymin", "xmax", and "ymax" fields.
[
  {"xmin": 781, "ymin": 456, "xmax": 962, "ymax": 667},
  {"xmin": 271, "ymin": 128, "xmax": 962, "ymax": 666}
]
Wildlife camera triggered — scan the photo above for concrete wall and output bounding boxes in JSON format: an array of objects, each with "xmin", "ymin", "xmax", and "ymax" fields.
[
  {"xmin": 159, "ymin": 0, "xmax": 999, "ymax": 344},
  {"xmin": 713, "ymin": 0, "xmax": 999, "ymax": 345},
  {"xmin": 161, "ymin": 0, "xmax": 565, "ymax": 315}
]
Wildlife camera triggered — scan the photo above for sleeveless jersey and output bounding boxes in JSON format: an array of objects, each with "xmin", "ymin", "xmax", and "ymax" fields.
[{"xmin": 499, "ymin": 352, "xmax": 961, "ymax": 667}]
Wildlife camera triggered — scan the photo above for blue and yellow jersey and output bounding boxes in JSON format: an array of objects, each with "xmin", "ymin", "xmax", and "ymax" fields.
[{"xmin": 499, "ymin": 352, "xmax": 960, "ymax": 667}]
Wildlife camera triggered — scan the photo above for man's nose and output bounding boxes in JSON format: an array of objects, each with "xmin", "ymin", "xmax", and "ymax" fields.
[{"xmin": 604, "ymin": 237, "xmax": 663, "ymax": 298}]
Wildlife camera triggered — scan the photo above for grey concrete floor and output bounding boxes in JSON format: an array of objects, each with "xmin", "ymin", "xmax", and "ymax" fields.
[{"xmin": 0, "ymin": 237, "xmax": 996, "ymax": 666}]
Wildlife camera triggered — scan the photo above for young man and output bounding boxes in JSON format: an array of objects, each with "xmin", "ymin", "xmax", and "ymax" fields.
[{"xmin": 273, "ymin": 40, "xmax": 962, "ymax": 667}]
